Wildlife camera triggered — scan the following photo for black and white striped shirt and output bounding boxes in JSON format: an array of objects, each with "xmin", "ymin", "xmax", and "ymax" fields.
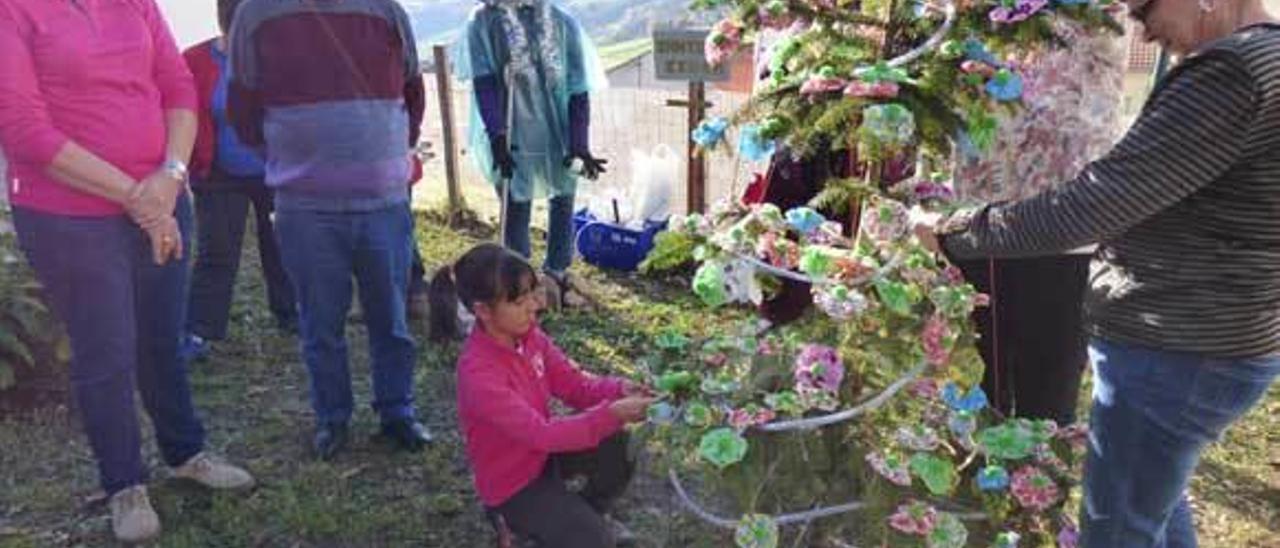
[{"xmin": 942, "ymin": 23, "xmax": 1280, "ymax": 358}]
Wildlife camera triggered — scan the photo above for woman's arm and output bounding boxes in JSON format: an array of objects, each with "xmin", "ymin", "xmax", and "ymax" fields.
[{"xmin": 941, "ymin": 51, "xmax": 1257, "ymax": 259}]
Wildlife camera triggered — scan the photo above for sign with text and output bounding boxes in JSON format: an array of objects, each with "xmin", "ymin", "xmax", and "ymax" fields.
[{"xmin": 652, "ymin": 29, "xmax": 729, "ymax": 82}]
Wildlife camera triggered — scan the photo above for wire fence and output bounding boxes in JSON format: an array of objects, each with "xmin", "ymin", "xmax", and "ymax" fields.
[{"xmin": 417, "ymin": 76, "xmax": 759, "ymax": 217}]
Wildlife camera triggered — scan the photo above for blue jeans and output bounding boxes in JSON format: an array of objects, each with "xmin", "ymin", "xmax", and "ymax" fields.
[
  {"xmin": 13, "ymin": 197, "xmax": 205, "ymax": 496},
  {"xmin": 274, "ymin": 203, "xmax": 417, "ymax": 426},
  {"xmin": 502, "ymin": 193, "xmax": 575, "ymax": 274},
  {"xmin": 1082, "ymin": 338, "xmax": 1280, "ymax": 548}
]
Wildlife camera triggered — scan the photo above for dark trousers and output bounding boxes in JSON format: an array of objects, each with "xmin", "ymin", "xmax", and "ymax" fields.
[
  {"xmin": 955, "ymin": 254, "xmax": 1091, "ymax": 425},
  {"xmin": 493, "ymin": 433, "xmax": 634, "ymax": 548},
  {"xmin": 187, "ymin": 179, "xmax": 295, "ymax": 338},
  {"xmin": 13, "ymin": 198, "xmax": 206, "ymax": 495}
]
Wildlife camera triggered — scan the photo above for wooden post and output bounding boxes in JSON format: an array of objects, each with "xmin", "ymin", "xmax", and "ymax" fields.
[
  {"xmin": 666, "ymin": 82, "xmax": 710, "ymax": 214},
  {"xmin": 432, "ymin": 45, "xmax": 465, "ymax": 222}
]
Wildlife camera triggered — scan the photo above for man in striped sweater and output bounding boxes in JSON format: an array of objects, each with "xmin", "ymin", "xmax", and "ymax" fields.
[
  {"xmin": 227, "ymin": 0, "xmax": 431, "ymax": 460},
  {"xmin": 919, "ymin": 0, "xmax": 1280, "ymax": 544}
]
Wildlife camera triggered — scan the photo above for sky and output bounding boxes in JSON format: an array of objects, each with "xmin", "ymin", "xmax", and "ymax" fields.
[
  {"xmin": 155, "ymin": 0, "xmax": 218, "ymax": 47},
  {"xmin": 154, "ymin": 0, "xmax": 433, "ymax": 47}
]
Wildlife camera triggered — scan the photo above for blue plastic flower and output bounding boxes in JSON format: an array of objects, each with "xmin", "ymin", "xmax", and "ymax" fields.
[
  {"xmin": 785, "ymin": 207, "xmax": 826, "ymax": 235},
  {"xmin": 942, "ymin": 383, "xmax": 988, "ymax": 413},
  {"xmin": 977, "ymin": 464, "xmax": 1011, "ymax": 491},
  {"xmin": 692, "ymin": 117, "xmax": 731, "ymax": 149},
  {"xmin": 985, "ymin": 69, "xmax": 1024, "ymax": 102},
  {"xmin": 737, "ymin": 124, "xmax": 778, "ymax": 162},
  {"xmin": 963, "ymin": 38, "xmax": 999, "ymax": 66}
]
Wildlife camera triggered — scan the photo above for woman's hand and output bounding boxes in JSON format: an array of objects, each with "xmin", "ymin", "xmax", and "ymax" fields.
[
  {"xmin": 126, "ymin": 171, "xmax": 182, "ymax": 229},
  {"xmin": 608, "ymin": 396, "xmax": 657, "ymax": 423},
  {"xmin": 142, "ymin": 215, "xmax": 183, "ymax": 265}
]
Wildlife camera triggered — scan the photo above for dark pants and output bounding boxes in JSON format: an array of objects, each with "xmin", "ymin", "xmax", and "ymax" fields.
[
  {"xmin": 493, "ymin": 432, "xmax": 634, "ymax": 548},
  {"xmin": 13, "ymin": 198, "xmax": 206, "ymax": 496},
  {"xmin": 956, "ymin": 254, "xmax": 1091, "ymax": 424},
  {"xmin": 502, "ymin": 193, "xmax": 576, "ymax": 275},
  {"xmin": 274, "ymin": 202, "xmax": 417, "ymax": 426},
  {"xmin": 187, "ymin": 180, "xmax": 295, "ymax": 339}
]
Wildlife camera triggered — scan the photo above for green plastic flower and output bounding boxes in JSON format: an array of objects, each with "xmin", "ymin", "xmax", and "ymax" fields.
[
  {"xmin": 765, "ymin": 391, "xmax": 804, "ymax": 416},
  {"xmin": 693, "ymin": 262, "xmax": 729, "ymax": 307},
  {"xmin": 656, "ymin": 371, "xmax": 698, "ymax": 395},
  {"xmin": 656, "ymin": 330, "xmax": 692, "ymax": 351},
  {"xmin": 926, "ymin": 513, "xmax": 968, "ymax": 548},
  {"xmin": 700, "ymin": 375, "xmax": 740, "ymax": 396},
  {"xmin": 909, "ymin": 453, "xmax": 958, "ymax": 496},
  {"xmin": 875, "ymin": 279, "xmax": 921, "ymax": 316},
  {"xmin": 684, "ymin": 401, "xmax": 717, "ymax": 428},
  {"xmin": 734, "ymin": 514, "xmax": 779, "ymax": 548},
  {"xmin": 799, "ymin": 246, "xmax": 834, "ymax": 278},
  {"xmin": 977, "ymin": 422, "xmax": 1038, "ymax": 460},
  {"xmin": 699, "ymin": 427, "xmax": 749, "ymax": 469}
]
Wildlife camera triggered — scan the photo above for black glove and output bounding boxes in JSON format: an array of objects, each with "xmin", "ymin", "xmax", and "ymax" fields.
[
  {"xmin": 490, "ymin": 134, "xmax": 516, "ymax": 179},
  {"xmin": 564, "ymin": 152, "xmax": 608, "ymax": 181}
]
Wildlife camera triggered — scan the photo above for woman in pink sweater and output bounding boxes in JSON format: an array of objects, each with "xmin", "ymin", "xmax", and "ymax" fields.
[
  {"xmin": 0, "ymin": 0, "xmax": 252, "ymax": 542},
  {"xmin": 430, "ymin": 243, "xmax": 654, "ymax": 547}
]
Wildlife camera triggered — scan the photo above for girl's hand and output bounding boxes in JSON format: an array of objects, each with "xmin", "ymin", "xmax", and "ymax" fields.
[
  {"xmin": 622, "ymin": 380, "xmax": 654, "ymax": 397},
  {"xmin": 609, "ymin": 396, "xmax": 657, "ymax": 423}
]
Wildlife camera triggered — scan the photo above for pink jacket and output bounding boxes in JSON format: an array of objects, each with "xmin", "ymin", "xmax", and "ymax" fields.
[
  {"xmin": 457, "ymin": 327, "xmax": 626, "ymax": 507},
  {"xmin": 0, "ymin": 0, "xmax": 196, "ymax": 216}
]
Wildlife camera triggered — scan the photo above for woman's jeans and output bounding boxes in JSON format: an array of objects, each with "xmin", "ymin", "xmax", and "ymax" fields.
[
  {"xmin": 1082, "ymin": 338, "xmax": 1280, "ymax": 548},
  {"xmin": 13, "ymin": 197, "xmax": 206, "ymax": 496},
  {"xmin": 501, "ymin": 193, "xmax": 575, "ymax": 275}
]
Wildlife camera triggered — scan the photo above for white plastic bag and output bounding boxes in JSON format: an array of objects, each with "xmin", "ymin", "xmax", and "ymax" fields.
[{"xmin": 629, "ymin": 144, "xmax": 676, "ymax": 224}]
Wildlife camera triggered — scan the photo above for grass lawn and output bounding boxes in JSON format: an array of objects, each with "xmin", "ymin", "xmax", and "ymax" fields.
[{"xmin": 0, "ymin": 208, "xmax": 1277, "ymax": 547}]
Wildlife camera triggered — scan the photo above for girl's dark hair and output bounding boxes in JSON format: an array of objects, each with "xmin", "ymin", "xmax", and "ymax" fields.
[
  {"xmin": 428, "ymin": 243, "xmax": 538, "ymax": 342},
  {"xmin": 217, "ymin": 0, "xmax": 244, "ymax": 34}
]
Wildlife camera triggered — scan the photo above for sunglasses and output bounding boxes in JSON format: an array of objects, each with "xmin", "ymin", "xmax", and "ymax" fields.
[{"xmin": 1129, "ymin": 0, "xmax": 1162, "ymax": 23}]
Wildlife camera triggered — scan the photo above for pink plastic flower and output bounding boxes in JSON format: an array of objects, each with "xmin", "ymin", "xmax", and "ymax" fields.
[
  {"xmin": 866, "ymin": 452, "xmax": 912, "ymax": 487},
  {"xmin": 990, "ymin": 0, "xmax": 1049, "ymax": 24},
  {"xmin": 1011, "ymin": 465, "xmax": 1061, "ymax": 511},
  {"xmin": 921, "ymin": 314, "xmax": 953, "ymax": 367},
  {"xmin": 756, "ymin": 232, "xmax": 800, "ymax": 269},
  {"xmin": 889, "ymin": 501, "xmax": 937, "ymax": 536},
  {"xmin": 794, "ymin": 344, "xmax": 844, "ymax": 395},
  {"xmin": 728, "ymin": 406, "xmax": 777, "ymax": 430},
  {"xmin": 910, "ymin": 378, "xmax": 940, "ymax": 399},
  {"xmin": 800, "ymin": 75, "xmax": 848, "ymax": 96},
  {"xmin": 973, "ymin": 293, "xmax": 992, "ymax": 307},
  {"xmin": 942, "ymin": 265, "xmax": 966, "ymax": 285},
  {"xmin": 705, "ymin": 19, "xmax": 742, "ymax": 67},
  {"xmin": 843, "ymin": 80, "xmax": 900, "ymax": 99},
  {"xmin": 960, "ymin": 60, "xmax": 997, "ymax": 76}
]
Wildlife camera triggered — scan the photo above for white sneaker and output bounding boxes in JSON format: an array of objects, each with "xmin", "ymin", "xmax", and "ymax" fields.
[
  {"xmin": 171, "ymin": 452, "xmax": 255, "ymax": 490},
  {"xmin": 109, "ymin": 485, "xmax": 160, "ymax": 544}
]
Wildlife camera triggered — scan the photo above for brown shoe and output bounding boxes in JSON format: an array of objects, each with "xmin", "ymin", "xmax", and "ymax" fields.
[{"xmin": 109, "ymin": 485, "xmax": 160, "ymax": 544}]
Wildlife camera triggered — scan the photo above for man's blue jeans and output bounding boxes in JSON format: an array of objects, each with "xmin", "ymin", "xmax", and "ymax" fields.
[
  {"xmin": 502, "ymin": 193, "xmax": 575, "ymax": 274},
  {"xmin": 274, "ymin": 202, "xmax": 417, "ymax": 427},
  {"xmin": 1082, "ymin": 338, "xmax": 1280, "ymax": 547},
  {"xmin": 13, "ymin": 197, "xmax": 205, "ymax": 496}
]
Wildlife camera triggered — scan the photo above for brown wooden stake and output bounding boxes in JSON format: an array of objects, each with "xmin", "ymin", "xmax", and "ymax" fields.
[
  {"xmin": 432, "ymin": 45, "xmax": 465, "ymax": 223},
  {"xmin": 666, "ymin": 82, "xmax": 711, "ymax": 214}
]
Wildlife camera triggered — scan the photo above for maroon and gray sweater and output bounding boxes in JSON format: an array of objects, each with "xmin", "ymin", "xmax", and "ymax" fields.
[{"xmin": 227, "ymin": 0, "xmax": 425, "ymax": 211}]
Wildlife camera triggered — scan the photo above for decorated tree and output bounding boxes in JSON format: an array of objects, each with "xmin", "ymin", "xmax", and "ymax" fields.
[{"xmin": 637, "ymin": 0, "xmax": 1123, "ymax": 545}]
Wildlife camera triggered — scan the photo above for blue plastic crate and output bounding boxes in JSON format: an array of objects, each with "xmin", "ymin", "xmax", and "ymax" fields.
[{"xmin": 572, "ymin": 209, "xmax": 668, "ymax": 272}]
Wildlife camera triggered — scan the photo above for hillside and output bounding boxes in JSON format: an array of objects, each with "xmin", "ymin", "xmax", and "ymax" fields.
[{"xmin": 400, "ymin": 0, "xmax": 715, "ymax": 52}]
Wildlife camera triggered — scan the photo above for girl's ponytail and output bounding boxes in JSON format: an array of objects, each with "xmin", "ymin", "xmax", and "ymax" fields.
[{"xmin": 427, "ymin": 265, "xmax": 461, "ymax": 342}]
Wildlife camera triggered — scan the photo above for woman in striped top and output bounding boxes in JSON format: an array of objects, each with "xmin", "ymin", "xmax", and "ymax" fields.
[{"xmin": 919, "ymin": 0, "xmax": 1280, "ymax": 544}]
